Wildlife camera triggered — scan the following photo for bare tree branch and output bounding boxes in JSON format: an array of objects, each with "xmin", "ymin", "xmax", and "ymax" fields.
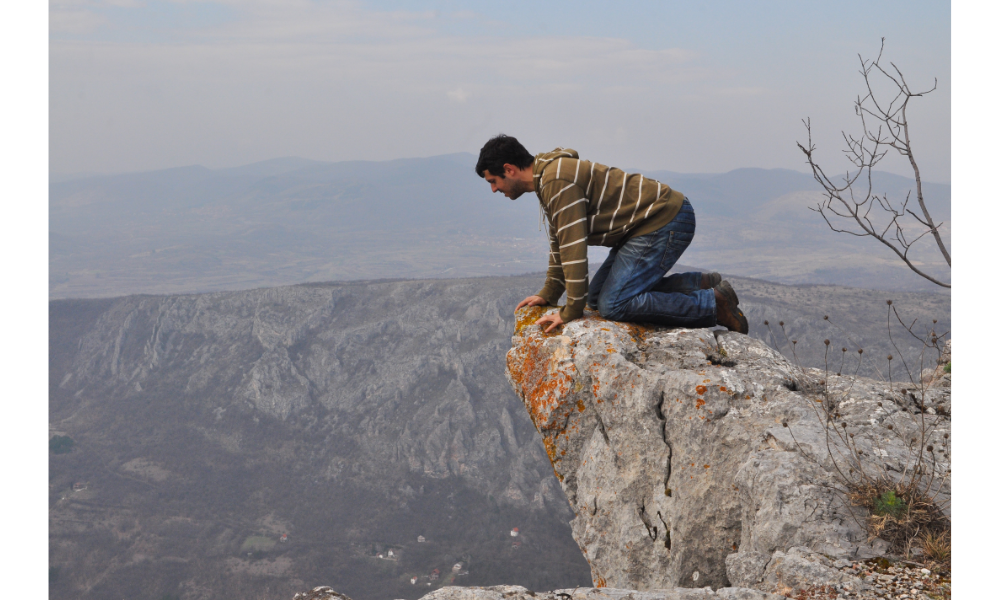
[{"xmin": 796, "ymin": 39, "xmax": 950, "ymax": 287}]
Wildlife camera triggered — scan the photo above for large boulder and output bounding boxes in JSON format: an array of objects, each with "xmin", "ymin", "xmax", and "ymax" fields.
[{"xmin": 504, "ymin": 306, "xmax": 950, "ymax": 593}]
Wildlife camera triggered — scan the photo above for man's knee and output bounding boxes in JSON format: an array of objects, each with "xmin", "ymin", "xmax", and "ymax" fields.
[
  {"xmin": 597, "ymin": 295, "xmax": 628, "ymax": 322},
  {"xmin": 587, "ymin": 293, "xmax": 600, "ymax": 311}
]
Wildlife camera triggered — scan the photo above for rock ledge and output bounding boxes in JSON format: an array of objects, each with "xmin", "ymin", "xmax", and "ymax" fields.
[{"xmin": 503, "ymin": 306, "xmax": 949, "ymax": 593}]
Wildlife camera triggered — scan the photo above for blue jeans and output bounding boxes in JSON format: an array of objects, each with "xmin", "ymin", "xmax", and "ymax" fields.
[{"xmin": 587, "ymin": 198, "xmax": 717, "ymax": 328}]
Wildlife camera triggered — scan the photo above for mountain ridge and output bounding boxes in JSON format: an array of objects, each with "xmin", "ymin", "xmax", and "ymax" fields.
[{"xmin": 50, "ymin": 153, "xmax": 951, "ymax": 300}]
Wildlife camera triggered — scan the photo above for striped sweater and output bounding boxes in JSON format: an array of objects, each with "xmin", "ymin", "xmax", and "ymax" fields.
[{"xmin": 533, "ymin": 148, "xmax": 685, "ymax": 322}]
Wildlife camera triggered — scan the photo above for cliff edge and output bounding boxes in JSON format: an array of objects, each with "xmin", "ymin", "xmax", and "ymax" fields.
[{"xmin": 503, "ymin": 306, "xmax": 950, "ymax": 593}]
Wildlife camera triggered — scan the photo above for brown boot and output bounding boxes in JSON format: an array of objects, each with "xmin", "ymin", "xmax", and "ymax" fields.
[
  {"xmin": 700, "ymin": 272, "xmax": 722, "ymax": 290},
  {"xmin": 715, "ymin": 279, "xmax": 740, "ymax": 306},
  {"xmin": 713, "ymin": 281, "xmax": 748, "ymax": 334}
]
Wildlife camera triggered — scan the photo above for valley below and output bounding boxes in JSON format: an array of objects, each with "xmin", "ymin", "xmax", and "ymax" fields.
[{"xmin": 49, "ymin": 273, "xmax": 949, "ymax": 600}]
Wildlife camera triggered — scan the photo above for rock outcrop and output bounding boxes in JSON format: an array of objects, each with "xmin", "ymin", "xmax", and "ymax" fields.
[
  {"xmin": 503, "ymin": 306, "xmax": 950, "ymax": 594},
  {"xmin": 294, "ymin": 586, "xmax": 355, "ymax": 600},
  {"xmin": 420, "ymin": 585, "xmax": 785, "ymax": 599},
  {"xmin": 296, "ymin": 584, "xmax": 787, "ymax": 600}
]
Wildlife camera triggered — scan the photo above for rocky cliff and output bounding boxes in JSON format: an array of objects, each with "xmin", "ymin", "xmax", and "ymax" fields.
[
  {"xmin": 53, "ymin": 278, "xmax": 563, "ymax": 507},
  {"xmin": 501, "ymin": 306, "xmax": 950, "ymax": 594}
]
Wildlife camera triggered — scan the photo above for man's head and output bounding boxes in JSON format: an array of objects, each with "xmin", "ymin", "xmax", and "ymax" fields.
[{"xmin": 475, "ymin": 134, "xmax": 535, "ymax": 200}]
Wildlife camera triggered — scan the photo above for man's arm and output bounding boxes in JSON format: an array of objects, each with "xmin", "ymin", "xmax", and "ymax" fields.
[
  {"xmin": 535, "ymin": 225, "xmax": 565, "ymax": 305},
  {"xmin": 543, "ymin": 171, "xmax": 590, "ymax": 323},
  {"xmin": 517, "ymin": 209, "xmax": 562, "ymax": 330}
]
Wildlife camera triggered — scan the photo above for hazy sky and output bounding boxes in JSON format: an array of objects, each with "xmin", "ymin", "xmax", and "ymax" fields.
[{"xmin": 50, "ymin": 0, "xmax": 952, "ymax": 181}]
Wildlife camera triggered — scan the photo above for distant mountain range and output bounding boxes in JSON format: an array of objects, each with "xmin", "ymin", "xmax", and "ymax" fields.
[{"xmin": 50, "ymin": 154, "xmax": 951, "ymax": 299}]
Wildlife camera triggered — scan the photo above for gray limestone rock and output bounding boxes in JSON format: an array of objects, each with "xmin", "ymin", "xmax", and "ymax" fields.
[
  {"xmin": 505, "ymin": 306, "xmax": 950, "ymax": 594},
  {"xmin": 417, "ymin": 586, "xmax": 784, "ymax": 600},
  {"xmin": 293, "ymin": 586, "xmax": 354, "ymax": 600},
  {"xmin": 724, "ymin": 552, "xmax": 770, "ymax": 588},
  {"xmin": 418, "ymin": 586, "xmax": 536, "ymax": 600},
  {"xmin": 758, "ymin": 547, "xmax": 862, "ymax": 593}
]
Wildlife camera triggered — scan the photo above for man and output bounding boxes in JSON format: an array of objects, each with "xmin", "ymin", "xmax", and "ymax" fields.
[{"xmin": 475, "ymin": 134, "xmax": 748, "ymax": 335}]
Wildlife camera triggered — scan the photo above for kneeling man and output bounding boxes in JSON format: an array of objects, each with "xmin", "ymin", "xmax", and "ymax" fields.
[{"xmin": 475, "ymin": 134, "xmax": 748, "ymax": 334}]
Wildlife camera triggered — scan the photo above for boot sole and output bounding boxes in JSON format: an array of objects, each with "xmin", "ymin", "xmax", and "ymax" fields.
[
  {"xmin": 733, "ymin": 306, "xmax": 749, "ymax": 334},
  {"xmin": 721, "ymin": 305, "xmax": 749, "ymax": 335}
]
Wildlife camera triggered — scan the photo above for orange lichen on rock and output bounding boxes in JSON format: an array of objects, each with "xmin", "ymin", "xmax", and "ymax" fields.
[
  {"xmin": 506, "ymin": 342, "xmax": 558, "ymax": 429},
  {"xmin": 617, "ymin": 321, "xmax": 653, "ymax": 343},
  {"xmin": 527, "ymin": 371, "xmax": 573, "ymax": 424},
  {"xmin": 696, "ymin": 398, "xmax": 706, "ymax": 409},
  {"xmin": 506, "ymin": 325, "xmax": 578, "ymax": 432},
  {"xmin": 696, "ymin": 385, "xmax": 707, "ymax": 395},
  {"xmin": 543, "ymin": 436, "xmax": 559, "ymax": 461},
  {"xmin": 542, "ymin": 437, "xmax": 566, "ymax": 481},
  {"xmin": 514, "ymin": 305, "xmax": 550, "ymax": 334}
]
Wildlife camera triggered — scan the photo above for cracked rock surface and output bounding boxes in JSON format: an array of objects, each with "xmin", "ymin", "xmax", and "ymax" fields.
[{"xmin": 503, "ymin": 306, "xmax": 950, "ymax": 594}]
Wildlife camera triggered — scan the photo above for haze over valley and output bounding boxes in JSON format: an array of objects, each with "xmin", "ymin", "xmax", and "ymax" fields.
[{"xmin": 49, "ymin": 153, "xmax": 950, "ymax": 300}]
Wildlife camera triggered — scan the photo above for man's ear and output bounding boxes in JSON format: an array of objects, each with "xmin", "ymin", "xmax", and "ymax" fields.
[{"xmin": 503, "ymin": 163, "xmax": 519, "ymax": 178}]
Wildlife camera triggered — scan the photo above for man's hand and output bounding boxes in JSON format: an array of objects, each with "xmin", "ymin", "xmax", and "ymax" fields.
[
  {"xmin": 515, "ymin": 295, "xmax": 563, "ymax": 332},
  {"xmin": 535, "ymin": 311, "xmax": 565, "ymax": 333},
  {"xmin": 516, "ymin": 295, "xmax": 549, "ymax": 311}
]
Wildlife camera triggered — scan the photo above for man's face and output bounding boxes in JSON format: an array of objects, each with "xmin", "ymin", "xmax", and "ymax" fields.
[{"xmin": 483, "ymin": 165, "xmax": 530, "ymax": 200}]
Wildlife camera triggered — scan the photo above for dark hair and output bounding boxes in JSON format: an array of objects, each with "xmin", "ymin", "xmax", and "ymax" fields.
[{"xmin": 475, "ymin": 134, "xmax": 533, "ymax": 178}]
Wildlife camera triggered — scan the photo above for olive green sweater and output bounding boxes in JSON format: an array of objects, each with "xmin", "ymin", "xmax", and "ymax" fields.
[{"xmin": 533, "ymin": 148, "xmax": 685, "ymax": 322}]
